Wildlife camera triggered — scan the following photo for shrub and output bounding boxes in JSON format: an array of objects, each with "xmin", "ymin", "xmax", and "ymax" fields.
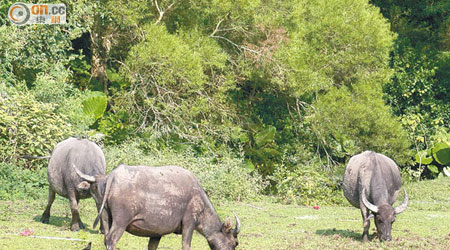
[
  {"xmin": 31, "ymin": 63, "xmax": 72, "ymax": 104},
  {"xmin": 0, "ymin": 163, "xmax": 47, "ymax": 200},
  {"xmin": 103, "ymin": 140, "xmax": 267, "ymax": 201},
  {"xmin": 58, "ymin": 91, "xmax": 96, "ymax": 135},
  {"xmin": 411, "ymin": 129, "xmax": 450, "ymax": 179},
  {"xmin": 30, "ymin": 66, "xmax": 109, "ymax": 135},
  {"xmin": 0, "ymin": 84, "xmax": 74, "ymax": 168},
  {"xmin": 270, "ymin": 161, "xmax": 345, "ymax": 206}
]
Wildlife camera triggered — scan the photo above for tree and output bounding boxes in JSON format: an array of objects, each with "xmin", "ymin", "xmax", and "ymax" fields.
[
  {"xmin": 245, "ymin": 0, "xmax": 410, "ymax": 167},
  {"xmin": 108, "ymin": 24, "xmax": 239, "ymax": 147},
  {"xmin": 371, "ymin": 0, "xmax": 450, "ymax": 154}
]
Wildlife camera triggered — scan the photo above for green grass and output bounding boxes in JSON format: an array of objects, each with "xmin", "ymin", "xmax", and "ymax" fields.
[{"xmin": 0, "ymin": 178, "xmax": 449, "ymax": 249}]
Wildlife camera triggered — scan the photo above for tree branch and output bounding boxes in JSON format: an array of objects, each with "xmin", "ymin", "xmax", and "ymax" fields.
[
  {"xmin": 209, "ymin": 35, "xmax": 261, "ymax": 54},
  {"xmin": 154, "ymin": 0, "xmax": 177, "ymax": 25},
  {"xmin": 210, "ymin": 18, "xmax": 224, "ymax": 37}
]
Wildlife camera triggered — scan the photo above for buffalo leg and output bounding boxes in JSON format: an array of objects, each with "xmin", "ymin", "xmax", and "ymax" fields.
[
  {"xmin": 76, "ymin": 196, "xmax": 86, "ymax": 229},
  {"xmin": 148, "ymin": 237, "xmax": 161, "ymax": 250},
  {"xmin": 105, "ymin": 210, "xmax": 129, "ymax": 250},
  {"xmin": 68, "ymin": 191, "xmax": 83, "ymax": 231},
  {"xmin": 100, "ymin": 209, "xmax": 110, "ymax": 235},
  {"xmin": 40, "ymin": 188, "xmax": 56, "ymax": 224},
  {"xmin": 360, "ymin": 207, "xmax": 370, "ymax": 242},
  {"xmin": 105, "ymin": 224, "xmax": 126, "ymax": 250},
  {"xmin": 95, "ymin": 200, "xmax": 106, "ymax": 234},
  {"xmin": 181, "ymin": 218, "xmax": 195, "ymax": 250}
]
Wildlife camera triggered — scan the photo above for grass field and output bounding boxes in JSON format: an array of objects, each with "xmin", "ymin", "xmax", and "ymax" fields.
[{"xmin": 0, "ymin": 178, "xmax": 449, "ymax": 250}]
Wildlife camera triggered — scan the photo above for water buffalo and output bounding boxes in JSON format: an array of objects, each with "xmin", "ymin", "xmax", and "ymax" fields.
[
  {"xmin": 343, "ymin": 151, "xmax": 408, "ymax": 242},
  {"xmin": 41, "ymin": 137, "xmax": 106, "ymax": 231},
  {"xmin": 74, "ymin": 164, "xmax": 240, "ymax": 250}
]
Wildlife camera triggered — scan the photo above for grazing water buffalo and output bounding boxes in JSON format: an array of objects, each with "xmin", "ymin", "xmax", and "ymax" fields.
[
  {"xmin": 343, "ymin": 151, "xmax": 408, "ymax": 242},
  {"xmin": 41, "ymin": 138, "xmax": 106, "ymax": 231},
  {"xmin": 74, "ymin": 164, "xmax": 240, "ymax": 250}
]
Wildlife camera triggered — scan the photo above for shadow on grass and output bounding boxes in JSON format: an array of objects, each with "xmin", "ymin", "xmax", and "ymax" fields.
[
  {"xmin": 32, "ymin": 215, "xmax": 100, "ymax": 234},
  {"xmin": 315, "ymin": 228, "xmax": 365, "ymax": 241}
]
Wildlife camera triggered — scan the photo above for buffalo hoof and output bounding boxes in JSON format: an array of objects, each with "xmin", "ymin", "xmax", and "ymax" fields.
[
  {"xmin": 40, "ymin": 217, "xmax": 49, "ymax": 224},
  {"xmin": 362, "ymin": 233, "xmax": 370, "ymax": 243},
  {"xmin": 71, "ymin": 224, "xmax": 81, "ymax": 231}
]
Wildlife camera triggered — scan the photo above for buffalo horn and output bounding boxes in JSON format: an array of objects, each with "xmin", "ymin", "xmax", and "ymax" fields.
[
  {"xmin": 233, "ymin": 212, "xmax": 240, "ymax": 236},
  {"xmin": 73, "ymin": 164, "xmax": 96, "ymax": 183},
  {"xmin": 361, "ymin": 188, "xmax": 378, "ymax": 213},
  {"xmin": 394, "ymin": 188, "xmax": 408, "ymax": 214}
]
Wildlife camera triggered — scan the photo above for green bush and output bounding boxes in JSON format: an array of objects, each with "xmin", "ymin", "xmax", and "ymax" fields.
[
  {"xmin": 103, "ymin": 140, "xmax": 267, "ymax": 201},
  {"xmin": 309, "ymin": 83, "xmax": 412, "ymax": 165},
  {"xmin": 30, "ymin": 66, "xmax": 99, "ymax": 135},
  {"xmin": 97, "ymin": 111, "xmax": 133, "ymax": 144},
  {"xmin": 412, "ymin": 130, "xmax": 450, "ymax": 179},
  {"xmin": 31, "ymin": 63, "xmax": 72, "ymax": 104},
  {"xmin": 0, "ymin": 84, "xmax": 73, "ymax": 167},
  {"xmin": 0, "ymin": 163, "xmax": 47, "ymax": 200},
  {"xmin": 270, "ymin": 162, "xmax": 345, "ymax": 206}
]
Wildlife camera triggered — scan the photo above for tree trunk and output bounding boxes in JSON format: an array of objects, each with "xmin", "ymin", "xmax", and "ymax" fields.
[{"xmin": 90, "ymin": 13, "xmax": 111, "ymax": 93}]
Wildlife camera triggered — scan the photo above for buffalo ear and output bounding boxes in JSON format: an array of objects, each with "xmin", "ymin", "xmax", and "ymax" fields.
[
  {"xmin": 222, "ymin": 219, "xmax": 233, "ymax": 233},
  {"xmin": 77, "ymin": 181, "xmax": 91, "ymax": 190}
]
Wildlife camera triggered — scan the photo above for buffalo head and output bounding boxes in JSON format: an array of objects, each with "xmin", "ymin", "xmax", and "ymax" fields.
[
  {"xmin": 208, "ymin": 212, "xmax": 240, "ymax": 250},
  {"xmin": 73, "ymin": 164, "xmax": 106, "ymax": 211},
  {"xmin": 361, "ymin": 188, "xmax": 408, "ymax": 241}
]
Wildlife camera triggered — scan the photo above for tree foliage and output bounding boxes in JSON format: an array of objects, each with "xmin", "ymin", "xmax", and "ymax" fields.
[
  {"xmin": 109, "ymin": 24, "xmax": 238, "ymax": 146},
  {"xmin": 310, "ymin": 83, "xmax": 410, "ymax": 164},
  {"xmin": 371, "ymin": 0, "xmax": 450, "ymax": 157},
  {"xmin": 274, "ymin": 0, "xmax": 395, "ymax": 96}
]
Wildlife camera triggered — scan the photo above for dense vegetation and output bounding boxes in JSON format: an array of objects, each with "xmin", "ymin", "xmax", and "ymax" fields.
[{"xmin": 1, "ymin": 0, "xmax": 449, "ymax": 204}]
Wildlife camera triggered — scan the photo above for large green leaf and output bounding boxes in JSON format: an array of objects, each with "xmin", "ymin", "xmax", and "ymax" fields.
[
  {"xmin": 82, "ymin": 96, "xmax": 107, "ymax": 120},
  {"xmin": 254, "ymin": 126, "xmax": 276, "ymax": 147},
  {"xmin": 432, "ymin": 143, "xmax": 450, "ymax": 165},
  {"xmin": 427, "ymin": 165, "xmax": 439, "ymax": 174},
  {"xmin": 415, "ymin": 150, "xmax": 433, "ymax": 165}
]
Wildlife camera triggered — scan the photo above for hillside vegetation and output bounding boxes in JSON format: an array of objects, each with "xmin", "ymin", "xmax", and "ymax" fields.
[{"xmin": 1, "ymin": 0, "xmax": 449, "ymax": 204}]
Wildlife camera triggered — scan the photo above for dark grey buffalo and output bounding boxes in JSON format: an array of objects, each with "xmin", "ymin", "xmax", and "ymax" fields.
[
  {"xmin": 343, "ymin": 151, "xmax": 408, "ymax": 242},
  {"xmin": 74, "ymin": 164, "xmax": 240, "ymax": 250},
  {"xmin": 41, "ymin": 137, "xmax": 106, "ymax": 231}
]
